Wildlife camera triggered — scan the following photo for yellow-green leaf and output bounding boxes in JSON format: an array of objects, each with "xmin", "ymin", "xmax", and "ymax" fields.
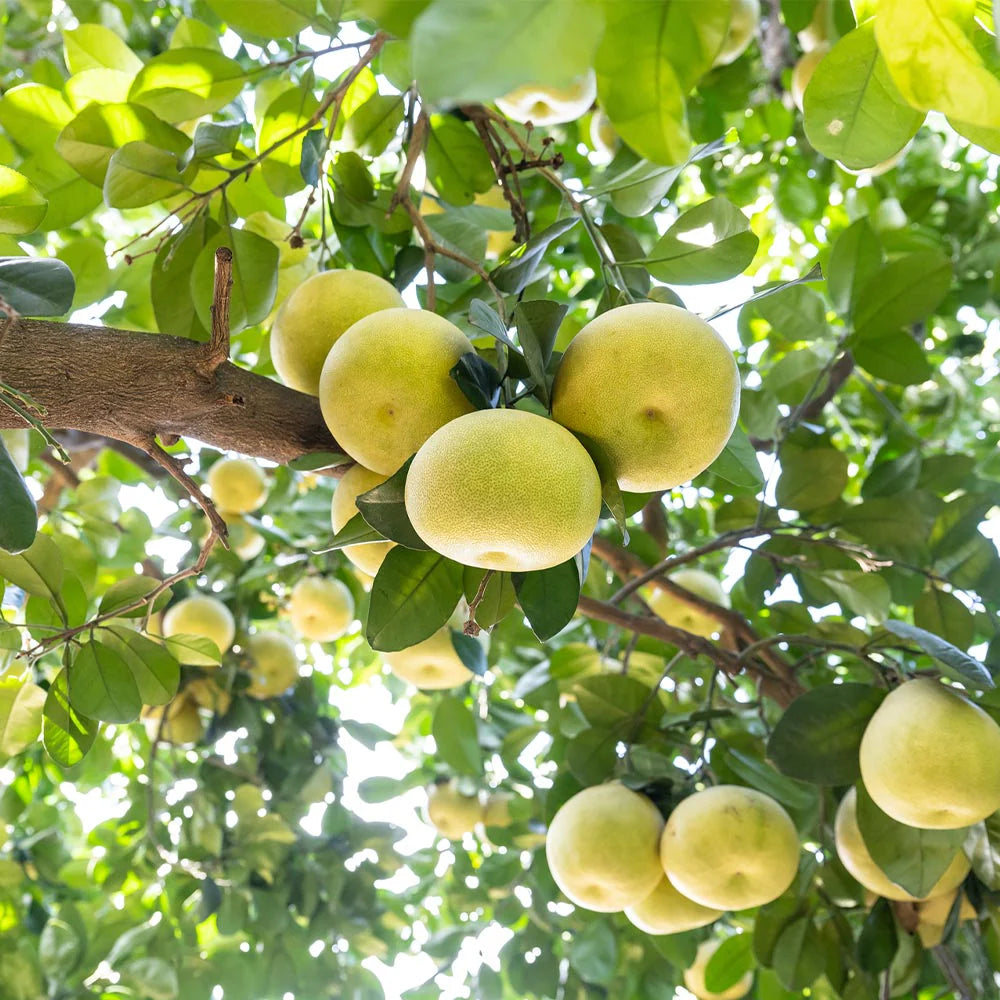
[{"xmin": 0, "ymin": 166, "xmax": 46, "ymax": 236}]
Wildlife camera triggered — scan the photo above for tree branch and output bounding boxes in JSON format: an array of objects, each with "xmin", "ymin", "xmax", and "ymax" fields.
[
  {"xmin": 202, "ymin": 246, "xmax": 233, "ymax": 374},
  {"xmin": 0, "ymin": 319, "xmax": 340, "ymax": 464}
]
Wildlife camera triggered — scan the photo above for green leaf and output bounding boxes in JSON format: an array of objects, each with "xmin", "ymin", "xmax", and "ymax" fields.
[
  {"xmin": 827, "ymin": 218, "xmax": 882, "ymax": 318},
  {"xmin": 490, "ymin": 216, "xmax": 579, "ymax": 294},
  {"xmin": 68, "ymin": 641, "xmax": 142, "ymax": 723},
  {"xmin": 704, "ymin": 933, "xmax": 754, "ymax": 995},
  {"xmin": 595, "ymin": 1, "xmax": 692, "ymax": 166},
  {"xmin": 569, "ymin": 919, "xmax": 618, "ymax": 986},
  {"xmin": 288, "ymin": 451, "xmax": 353, "ymax": 472},
  {"xmin": 63, "ymin": 24, "xmax": 143, "ymax": 75},
  {"xmin": 883, "ymin": 619, "xmax": 994, "ymax": 689},
  {"xmin": 38, "ymin": 918, "xmax": 83, "ymax": 980},
  {"xmin": 513, "ymin": 299, "xmax": 565, "ymax": 407},
  {"xmin": 876, "ymin": 0, "xmax": 1000, "ymax": 129},
  {"xmin": 642, "ymin": 198, "xmax": 758, "ymax": 284},
  {"xmin": 151, "ymin": 215, "xmax": 215, "ymax": 339},
  {"xmin": 355, "ymin": 459, "xmax": 429, "ymax": 549},
  {"xmin": 775, "ymin": 445, "xmax": 848, "ymax": 511},
  {"xmin": 708, "ymin": 425, "xmax": 764, "ymax": 489},
  {"xmin": 0, "ymin": 257, "xmax": 75, "ymax": 316},
  {"xmin": 98, "ymin": 576, "xmax": 170, "ymax": 618},
  {"xmin": 857, "ymin": 898, "xmax": 896, "ymax": 974},
  {"xmin": 469, "ymin": 300, "xmax": 517, "ymax": 349},
  {"xmin": 767, "ymin": 683, "xmax": 887, "ymax": 785},
  {"xmin": 0, "ymin": 438, "xmax": 36, "ymax": 555},
  {"xmin": 450, "ymin": 630, "xmax": 487, "ymax": 676},
  {"xmin": 802, "ymin": 21, "xmax": 923, "ymax": 169},
  {"xmin": 432, "ymin": 695, "xmax": 482, "ymax": 776},
  {"xmin": 424, "ymin": 115, "xmax": 496, "ymax": 207},
  {"xmin": 129, "ymin": 48, "xmax": 246, "ymax": 122},
  {"xmin": 0, "ymin": 166, "xmax": 46, "ymax": 236},
  {"xmin": 573, "ymin": 673, "xmax": 657, "ymax": 731},
  {"xmin": 449, "ymin": 352, "xmax": 502, "ymax": 410},
  {"xmin": 839, "ymin": 494, "xmax": 933, "ymax": 560},
  {"xmin": 772, "ymin": 917, "xmax": 825, "ymax": 991},
  {"xmin": 0, "ymin": 532, "xmax": 64, "ymax": 602},
  {"xmin": 852, "ymin": 250, "xmax": 952, "ymax": 341},
  {"xmin": 0, "ymin": 676, "xmax": 46, "ymax": 756},
  {"xmin": 513, "ymin": 555, "xmax": 581, "ymax": 641},
  {"xmin": 721, "ymin": 748, "xmax": 818, "ymax": 811},
  {"xmin": 205, "ymin": 0, "xmax": 315, "ymax": 38},
  {"xmin": 161, "ymin": 634, "xmax": 223, "ymax": 668},
  {"xmin": 862, "ymin": 450, "xmax": 921, "ymax": 499},
  {"xmin": 965, "ymin": 813, "xmax": 1000, "ymax": 890},
  {"xmin": 367, "ymin": 548, "xmax": 464, "ymax": 651},
  {"xmin": 343, "ymin": 93, "xmax": 405, "ymax": 157},
  {"xmin": 853, "ymin": 331, "xmax": 933, "ymax": 385},
  {"xmin": 103, "ymin": 141, "xmax": 191, "ymax": 209},
  {"xmin": 317, "ymin": 512, "xmax": 387, "ymax": 553},
  {"xmin": 855, "ymin": 782, "xmax": 968, "ymax": 897},
  {"xmin": 462, "ymin": 568, "xmax": 517, "ymax": 628},
  {"xmin": 56, "ymin": 237, "xmax": 111, "ymax": 309},
  {"xmin": 104, "ymin": 626, "xmax": 180, "ymax": 707},
  {"xmin": 258, "ymin": 87, "xmax": 321, "ymax": 198},
  {"xmin": 411, "ymin": 0, "xmax": 605, "ymax": 105},
  {"xmin": 118, "ymin": 956, "xmax": 179, "ymax": 1000},
  {"xmin": 574, "ymin": 433, "xmax": 627, "ymax": 540},
  {"xmin": 913, "ymin": 587, "xmax": 975, "ymax": 649},
  {"xmin": 56, "ymin": 101, "xmax": 189, "ymax": 186},
  {"xmin": 190, "ymin": 228, "xmax": 279, "ymax": 333},
  {"xmin": 43, "ymin": 668, "xmax": 98, "ymax": 768},
  {"xmin": 177, "ymin": 119, "xmax": 241, "ymax": 169},
  {"xmin": 0, "ymin": 84, "xmax": 74, "ymax": 154},
  {"xmin": 822, "ymin": 570, "xmax": 891, "ymax": 623}
]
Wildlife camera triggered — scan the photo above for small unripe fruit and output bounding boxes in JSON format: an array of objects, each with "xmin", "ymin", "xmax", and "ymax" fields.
[
  {"xmin": 207, "ymin": 457, "xmax": 269, "ymax": 515},
  {"xmin": 427, "ymin": 784, "xmax": 482, "ymax": 840}
]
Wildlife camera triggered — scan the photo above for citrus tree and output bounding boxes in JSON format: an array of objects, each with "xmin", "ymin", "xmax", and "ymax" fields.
[{"xmin": 1, "ymin": 1, "xmax": 999, "ymax": 998}]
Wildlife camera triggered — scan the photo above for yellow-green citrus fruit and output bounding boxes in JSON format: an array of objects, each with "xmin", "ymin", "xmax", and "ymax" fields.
[
  {"xmin": 288, "ymin": 576, "xmax": 354, "ymax": 642},
  {"xmin": 791, "ymin": 46, "xmax": 828, "ymax": 112},
  {"xmin": 270, "ymin": 269, "xmax": 405, "ymax": 396},
  {"xmin": 551, "ymin": 303, "xmax": 740, "ymax": 492},
  {"xmin": 495, "ymin": 71, "xmax": 597, "ymax": 126},
  {"xmin": 714, "ymin": 0, "xmax": 760, "ymax": 66},
  {"xmin": 244, "ymin": 632, "xmax": 300, "ymax": 698},
  {"xmin": 683, "ymin": 940, "xmax": 754, "ymax": 1000},
  {"xmin": 661, "ymin": 785, "xmax": 800, "ymax": 910},
  {"xmin": 798, "ymin": 0, "xmax": 832, "ymax": 50},
  {"xmin": 330, "ymin": 464, "xmax": 395, "ymax": 576},
  {"xmin": 915, "ymin": 891, "xmax": 977, "ymax": 947},
  {"xmin": 834, "ymin": 787, "xmax": 971, "ymax": 901},
  {"xmin": 427, "ymin": 784, "xmax": 482, "ymax": 840},
  {"xmin": 142, "ymin": 698, "xmax": 204, "ymax": 745},
  {"xmin": 319, "ymin": 309, "xmax": 475, "ymax": 475},
  {"xmin": 185, "ymin": 677, "xmax": 232, "ymax": 715},
  {"xmin": 405, "ymin": 408, "xmax": 602, "ymax": 573},
  {"xmin": 162, "ymin": 594, "xmax": 236, "ymax": 665},
  {"xmin": 624, "ymin": 874, "xmax": 722, "ymax": 935},
  {"xmin": 646, "ymin": 568, "xmax": 729, "ymax": 639},
  {"xmin": 207, "ymin": 457, "xmax": 269, "ymax": 514},
  {"xmin": 225, "ymin": 514, "xmax": 265, "ymax": 560},
  {"xmin": 1, "ymin": 428, "xmax": 29, "ymax": 470},
  {"xmin": 859, "ymin": 678, "xmax": 1000, "ymax": 829},
  {"xmin": 482, "ymin": 792, "xmax": 516, "ymax": 829},
  {"xmin": 545, "ymin": 782, "xmax": 665, "ymax": 913},
  {"xmin": 384, "ymin": 626, "xmax": 474, "ymax": 690}
]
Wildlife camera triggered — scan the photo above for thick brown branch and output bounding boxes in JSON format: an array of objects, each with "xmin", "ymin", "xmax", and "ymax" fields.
[{"xmin": 0, "ymin": 319, "xmax": 339, "ymax": 464}]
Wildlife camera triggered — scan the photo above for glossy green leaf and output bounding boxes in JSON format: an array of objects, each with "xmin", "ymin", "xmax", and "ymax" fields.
[
  {"xmin": 64, "ymin": 23, "xmax": 143, "ymax": 74},
  {"xmin": 704, "ymin": 933, "xmax": 754, "ymax": 995},
  {"xmin": 68, "ymin": 641, "xmax": 142, "ymax": 723},
  {"xmin": 355, "ymin": 459, "xmax": 429, "ymax": 549},
  {"xmin": 317, "ymin": 512, "xmax": 387, "ymax": 553},
  {"xmin": 205, "ymin": 0, "xmax": 315, "ymax": 38},
  {"xmin": 0, "ymin": 257, "xmax": 74, "ymax": 316},
  {"xmin": 776, "ymin": 445, "xmax": 848, "ymax": 510},
  {"xmin": 43, "ymin": 668, "xmax": 98, "ymax": 768},
  {"xmin": 513, "ymin": 555, "xmax": 581, "ymax": 641},
  {"xmin": 767, "ymin": 683, "xmax": 887, "ymax": 784},
  {"xmin": 432, "ymin": 696, "xmax": 482, "ymax": 776},
  {"xmin": 129, "ymin": 48, "xmax": 246, "ymax": 122},
  {"xmin": 883, "ymin": 618, "xmax": 994, "ymax": 688},
  {"xmin": 852, "ymin": 250, "xmax": 952, "ymax": 341},
  {"xmin": 827, "ymin": 218, "xmax": 881, "ymax": 318},
  {"xmin": 803, "ymin": 21, "xmax": 923, "ymax": 169},
  {"xmin": 721, "ymin": 748, "xmax": 818, "ymax": 811},
  {"xmin": 569, "ymin": 919, "xmax": 618, "ymax": 986},
  {"xmin": 0, "ymin": 675, "xmax": 46, "ymax": 756},
  {"xmin": 596, "ymin": 1, "xmax": 691, "ymax": 166},
  {"xmin": 449, "ymin": 352, "xmax": 502, "ymax": 410},
  {"xmin": 855, "ymin": 782, "xmax": 968, "ymax": 897},
  {"xmin": 450, "ymin": 630, "xmax": 487, "ymax": 676},
  {"xmin": 913, "ymin": 587, "xmax": 975, "ymax": 649},
  {"xmin": 642, "ymin": 198, "xmax": 758, "ymax": 284},
  {"xmin": 513, "ymin": 299, "xmax": 565, "ymax": 407},
  {"xmin": 0, "ymin": 532, "xmax": 64, "ymax": 601},
  {"xmin": 258, "ymin": 87, "xmax": 321, "ymax": 198},
  {"xmin": 411, "ymin": 0, "xmax": 605, "ymax": 105},
  {"xmin": 708, "ymin": 425, "xmax": 764, "ymax": 489},
  {"xmin": 424, "ymin": 115, "xmax": 496, "ymax": 207},
  {"xmin": 104, "ymin": 626, "xmax": 181, "ymax": 707},
  {"xmin": 0, "ymin": 84, "xmax": 74, "ymax": 154},
  {"xmin": 367, "ymin": 548, "xmax": 464, "ymax": 651},
  {"xmin": 103, "ymin": 142, "xmax": 191, "ymax": 209},
  {"xmin": 857, "ymin": 898, "xmax": 897, "ymax": 974},
  {"xmin": 343, "ymin": 93, "xmax": 405, "ymax": 156},
  {"xmin": 0, "ymin": 439, "xmax": 36, "ymax": 555},
  {"xmin": 0, "ymin": 166, "xmax": 46, "ymax": 236}
]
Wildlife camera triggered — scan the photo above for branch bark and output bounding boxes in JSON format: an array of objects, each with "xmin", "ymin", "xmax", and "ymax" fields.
[{"xmin": 0, "ymin": 318, "xmax": 339, "ymax": 464}]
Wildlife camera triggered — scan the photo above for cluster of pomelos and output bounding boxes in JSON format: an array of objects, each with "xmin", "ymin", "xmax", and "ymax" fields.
[{"xmin": 269, "ymin": 267, "xmax": 740, "ymax": 578}]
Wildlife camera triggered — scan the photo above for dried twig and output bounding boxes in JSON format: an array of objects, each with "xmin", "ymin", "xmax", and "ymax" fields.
[{"xmin": 202, "ymin": 246, "xmax": 233, "ymax": 373}]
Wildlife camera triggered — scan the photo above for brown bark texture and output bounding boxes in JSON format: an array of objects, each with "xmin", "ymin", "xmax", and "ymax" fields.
[{"xmin": 0, "ymin": 319, "xmax": 339, "ymax": 464}]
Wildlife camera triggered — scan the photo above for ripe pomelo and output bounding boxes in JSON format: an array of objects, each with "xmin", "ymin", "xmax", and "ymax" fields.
[
  {"xmin": 207, "ymin": 457, "xmax": 268, "ymax": 514},
  {"xmin": 331, "ymin": 464, "xmax": 395, "ymax": 576},
  {"xmin": 551, "ymin": 303, "xmax": 740, "ymax": 492},
  {"xmin": 495, "ymin": 71, "xmax": 597, "ymax": 126},
  {"xmin": 859, "ymin": 678, "xmax": 1000, "ymax": 829},
  {"xmin": 162, "ymin": 594, "xmax": 236, "ymax": 665},
  {"xmin": 244, "ymin": 632, "xmax": 300, "ymax": 698},
  {"xmin": 288, "ymin": 576, "xmax": 354, "ymax": 642},
  {"xmin": 405, "ymin": 408, "xmax": 601, "ymax": 572},
  {"xmin": 660, "ymin": 785, "xmax": 799, "ymax": 910},
  {"xmin": 624, "ymin": 874, "xmax": 722, "ymax": 935},
  {"xmin": 715, "ymin": 0, "xmax": 760, "ymax": 66},
  {"xmin": 384, "ymin": 626, "xmax": 474, "ymax": 690},
  {"xmin": 269, "ymin": 269, "xmax": 404, "ymax": 396},
  {"xmin": 319, "ymin": 308, "xmax": 475, "ymax": 475},
  {"xmin": 647, "ymin": 568, "xmax": 729, "ymax": 638},
  {"xmin": 427, "ymin": 784, "xmax": 482, "ymax": 840},
  {"xmin": 545, "ymin": 782, "xmax": 665, "ymax": 913}
]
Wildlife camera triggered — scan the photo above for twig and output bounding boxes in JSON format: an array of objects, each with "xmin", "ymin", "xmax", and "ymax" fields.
[
  {"xmin": 203, "ymin": 247, "xmax": 233, "ymax": 373},
  {"xmin": 389, "ymin": 107, "xmax": 429, "ymax": 214},
  {"xmin": 465, "ymin": 569, "xmax": 495, "ymax": 635}
]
